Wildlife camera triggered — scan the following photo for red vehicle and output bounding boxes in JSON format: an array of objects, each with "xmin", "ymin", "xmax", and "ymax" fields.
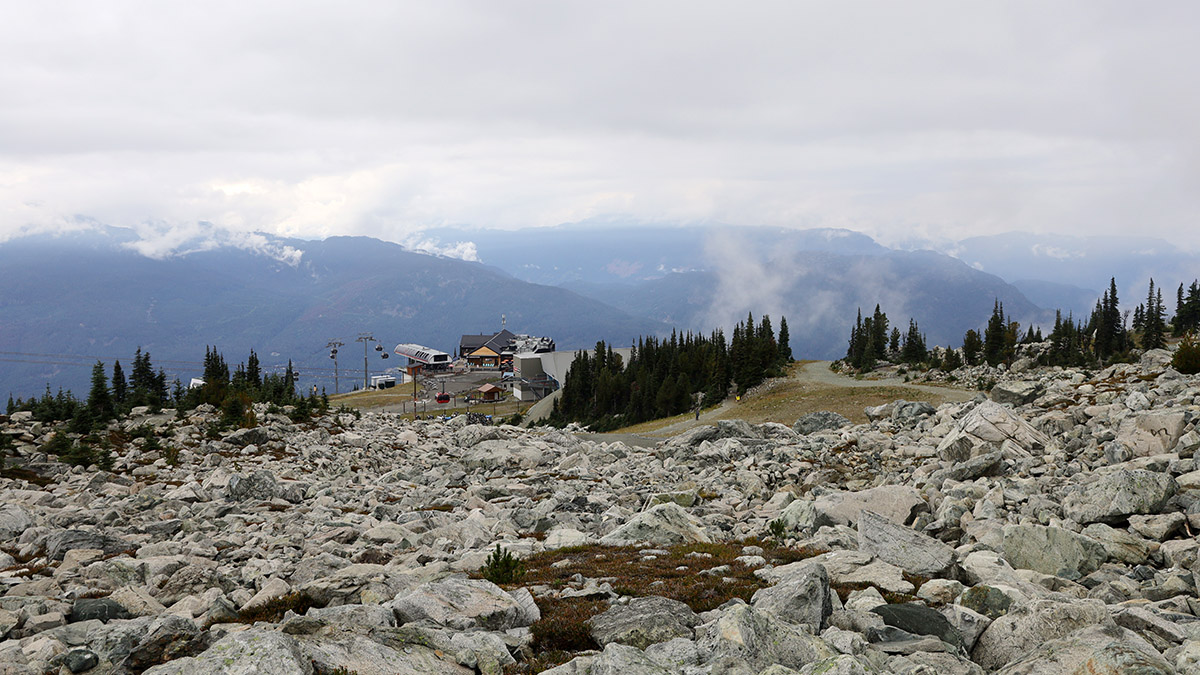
[{"xmin": 435, "ymin": 393, "xmax": 451, "ymax": 404}]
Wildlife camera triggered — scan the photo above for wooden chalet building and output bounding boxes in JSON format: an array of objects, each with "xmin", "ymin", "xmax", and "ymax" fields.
[{"xmin": 458, "ymin": 329, "xmax": 516, "ymax": 369}]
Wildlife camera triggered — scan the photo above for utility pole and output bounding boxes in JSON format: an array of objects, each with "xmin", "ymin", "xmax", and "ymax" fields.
[
  {"xmin": 356, "ymin": 333, "xmax": 379, "ymax": 390},
  {"xmin": 326, "ymin": 340, "xmax": 344, "ymax": 393}
]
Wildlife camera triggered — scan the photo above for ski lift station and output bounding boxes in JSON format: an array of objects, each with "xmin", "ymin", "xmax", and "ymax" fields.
[{"xmin": 393, "ymin": 344, "xmax": 452, "ymax": 370}]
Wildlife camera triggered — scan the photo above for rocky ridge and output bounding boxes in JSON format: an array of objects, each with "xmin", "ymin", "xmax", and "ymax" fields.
[{"xmin": 1, "ymin": 348, "xmax": 1199, "ymax": 673}]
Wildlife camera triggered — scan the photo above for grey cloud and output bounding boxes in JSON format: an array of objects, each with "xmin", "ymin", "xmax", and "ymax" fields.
[{"xmin": 1, "ymin": 2, "xmax": 1199, "ymax": 247}]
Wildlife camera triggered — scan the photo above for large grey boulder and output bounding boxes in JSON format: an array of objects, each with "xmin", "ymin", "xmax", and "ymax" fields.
[
  {"xmin": 698, "ymin": 604, "xmax": 837, "ymax": 671},
  {"xmin": 307, "ymin": 604, "xmax": 396, "ymax": 628},
  {"xmin": 224, "ymin": 426, "xmax": 270, "ymax": 447},
  {"xmin": 994, "ymin": 623, "xmax": 1169, "ymax": 675},
  {"xmin": 765, "ymin": 551, "xmax": 913, "ymax": 595},
  {"xmin": 141, "ymin": 629, "xmax": 312, "ymax": 675},
  {"xmin": 871, "ymin": 603, "xmax": 965, "ymax": 652},
  {"xmin": 971, "ymin": 598, "xmax": 1110, "ymax": 670},
  {"xmin": 155, "ymin": 564, "xmax": 233, "ymax": 606},
  {"xmin": 461, "ymin": 440, "xmax": 547, "ymax": 470},
  {"xmin": 70, "ymin": 598, "xmax": 132, "ymax": 623},
  {"xmin": 226, "ymin": 470, "xmax": 278, "ymax": 501},
  {"xmin": 928, "ymin": 450, "xmax": 1004, "ymax": 484},
  {"xmin": 124, "ymin": 615, "xmax": 205, "ymax": 672},
  {"xmin": 811, "ymin": 485, "xmax": 926, "ymax": 529},
  {"xmin": 390, "ymin": 578, "xmax": 535, "ymax": 631},
  {"xmin": 938, "ymin": 400, "xmax": 1050, "ymax": 459},
  {"xmin": 1001, "ymin": 524, "xmax": 1108, "ymax": 580},
  {"xmin": 797, "ymin": 655, "xmax": 880, "ymax": 674},
  {"xmin": 299, "ymin": 563, "xmax": 417, "ymax": 607},
  {"xmin": 939, "ymin": 604, "xmax": 992, "ymax": 652},
  {"xmin": 0, "ymin": 504, "xmax": 34, "ymax": 541},
  {"xmin": 965, "ymin": 400, "xmax": 1048, "ymax": 447},
  {"xmin": 1116, "ymin": 410, "xmax": 1187, "ymax": 457},
  {"xmin": 990, "ymin": 381, "xmax": 1043, "ymax": 407},
  {"xmin": 866, "ymin": 400, "xmax": 936, "ymax": 423},
  {"xmin": 793, "ymin": 411, "xmax": 851, "ymax": 435},
  {"xmin": 599, "ymin": 503, "xmax": 710, "ymax": 546},
  {"xmin": 1141, "ymin": 348, "xmax": 1174, "ymax": 370},
  {"xmin": 858, "ymin": 510, "xmax": 955, "ymax": 577},
  {"xmin": 299, "ymin": 632, "xmax": 473, "ymax": 675},
  {"xmin": 587, "ymin": 596, "xmax": 699, "ymax": 649},
  {"xmin": 1080, "ymin": 523, "xmax": 1151, "ymax": 565},
  {"xmin": 45, "ymin": 530, "xmax": 133, "ymax": 561},
  {"xmin": 1062, "ymin": 469, "xmax": 1177, "ymax": 525},
  {"xmin": 750, "ymin": 562, "xmax": 833, "ymax": 629},
  {"xmin": 541, "ymin": 642, "xmax": 673, "ymax": 675}
]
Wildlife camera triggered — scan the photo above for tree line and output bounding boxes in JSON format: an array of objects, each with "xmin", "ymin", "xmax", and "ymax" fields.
[
  {"xmin": 6, "ymin": 346, "xmax": 327, "ymax": 468},
  {"xmin": 842, "ymin": 276, "xmax": 1200, "ymax": 374},
  {"xmin": 548, "ymin": 314, "xmax": 792, "ymax": 431}
]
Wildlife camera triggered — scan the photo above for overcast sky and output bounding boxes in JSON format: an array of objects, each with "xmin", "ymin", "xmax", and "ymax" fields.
[{"xmin": 3, "ymin": 1, "xmax": 1198, "ymax": 250}]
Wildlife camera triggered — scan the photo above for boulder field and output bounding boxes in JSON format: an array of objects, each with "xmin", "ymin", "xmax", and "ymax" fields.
[{"xmin": 2, "ymin": 350, "xmax": 1200, "ymax": 673}]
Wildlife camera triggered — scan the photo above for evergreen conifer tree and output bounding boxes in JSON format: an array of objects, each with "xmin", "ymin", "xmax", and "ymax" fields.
[
  {"xmin": 962, "ymin": 329, "xmax": 982, "ymax": 366},
  {"xmin": 983, "ymin": 300, "xmax": 1007, "ymax": 366},
  {"xmin": 85, "ymin": 360, "xmax": 114, "ymax": 429},
  {"xmin": 777, "ymin": 317, "xmax": 793, "ymax": 364},
  {"xmin": 1143, "ymin": 279, "xmax": 1167, "ymax": 350},
  {"xmin": 902, "ymin": 319, "xmax": 927, "ymax": 364},
  {"xmin": 111, "ymin": 360, "xmax": 127, "ymax": 404}
]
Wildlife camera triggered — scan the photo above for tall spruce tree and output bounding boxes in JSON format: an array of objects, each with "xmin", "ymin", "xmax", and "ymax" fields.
[
  {"xmin": 777, "ymin": 317, "xmax": 793, "ymax": 364},
  {"xmin": 1143, "ymin": 278, "xmax": 1167, "ymax": 350},
  {"xmin": 962, "ymin": 329, "xmax": 982, "ymax": 366},
  {"xmin": 85, "ymin": 361, "xmax": 114, "ymax": 429},
  {"xmin": 111, "ymin": 360, "xmax": 127, "ymax": 404},
  {"xmin": 902, "ymin": 319, "xmax": 927, "ymax": 364},
  {"xmin": 983, "ymin": 300, "xmax": 1007, "ymax": 366}
]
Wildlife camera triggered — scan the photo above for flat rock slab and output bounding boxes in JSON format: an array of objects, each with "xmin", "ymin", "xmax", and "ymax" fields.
[
  {"xmin": 299, "ymin": 631, "xmax": 472, "ymax": 675},
  {"xmin": 588, "ymin": 596, "xmax": 699, "ymax": 649},
  {"xmin": 46, "ymin": 530, "xmax": 134, "ymax": 561},
  {"xmin": 1116, "ymin": 410, "xmax": 1187, "ymax": 457},
  {"xmin": 858, "ymin": 509, "xmax": 955, "ymax": 577},
  {"xmin": 813, "ymin": 485, "xmax": 926, "ymax": 528},
  {"xmin": 764, "ymin": 551, "xmax": 914, "ymax": 595}
]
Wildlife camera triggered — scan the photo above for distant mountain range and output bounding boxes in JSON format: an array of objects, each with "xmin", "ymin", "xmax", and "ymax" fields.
[
  {"xmin": 0, "ymin": 228, "xmax": 666, "ymax": 398},
  {"xmin": 4, "ymin": 223, "xmax": 1198, "ymax": 399}
]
